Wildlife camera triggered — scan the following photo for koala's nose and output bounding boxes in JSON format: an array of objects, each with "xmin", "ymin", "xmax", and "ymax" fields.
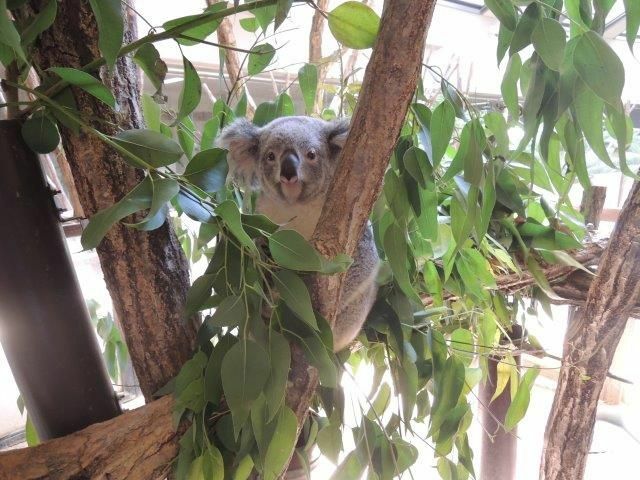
[{"xmin": 280, "ymin": 153, "xmax": 299, "ymax": 183}]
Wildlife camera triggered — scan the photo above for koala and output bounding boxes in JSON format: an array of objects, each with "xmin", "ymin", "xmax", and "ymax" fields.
[{"xmin": 217, "ymin": 116, "xmax": 379, "ymax": 351}]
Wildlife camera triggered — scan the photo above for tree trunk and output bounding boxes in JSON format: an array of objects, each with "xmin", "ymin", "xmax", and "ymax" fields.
[
  {"xmin": 206, "ymin": 0, "xmax": 254, "ymax": 115},
  {"xmin": 309, "ymin": 0, "xmax": 329, "ymax": 113},
  {"xmin": 13, "ymin": 0, "xmax": 197, "ymax": 401},
  {"xmin": 540, "ymin": 180, "xmax": 640, "ymax": 479}
]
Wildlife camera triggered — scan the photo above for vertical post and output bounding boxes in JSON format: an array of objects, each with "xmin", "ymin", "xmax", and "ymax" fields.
[
  {"xmin": 0, "ymin": 120, "xmax": 120, "ymax": 440},
  {"xmin": 479, "ymin": 325, "xmax": 523, "ymax": 480}
]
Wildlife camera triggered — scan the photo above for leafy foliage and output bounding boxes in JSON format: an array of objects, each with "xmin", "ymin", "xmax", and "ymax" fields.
[{"xmin": 3, "ymin": 0, "xmax": 639, "ymax": 478}]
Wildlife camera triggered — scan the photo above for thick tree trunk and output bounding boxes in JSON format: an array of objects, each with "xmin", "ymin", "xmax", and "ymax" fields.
[
  {"xmin": 13, "ymin": 0, "xmax": 197, "ymax": 400},
  {"xmin": 540, "ymin": 181, "xmax": 640, "ymax": 479},
  {"xmin": 0, "ymin": 240, "xmax": 612, "ymax": 478}
]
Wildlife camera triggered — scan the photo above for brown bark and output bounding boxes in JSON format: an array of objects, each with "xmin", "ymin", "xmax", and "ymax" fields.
[
  {"xmin": 0, "ymin": 397, "xmax": 179, "ymax": 480},
  {"xmin": 540, "ymin": 180, "xmax": 640, "ymax": 480},
  {"xmin": 309, "ymin": 0, "xmax": 329, "ymax": 112},
  {"xmin": 206, "ymin": 0, "xmax": 254, "ymax": 116},
  {"xmin": 13, "ymin": 0, "xmax": 197, "ymax": 400}
]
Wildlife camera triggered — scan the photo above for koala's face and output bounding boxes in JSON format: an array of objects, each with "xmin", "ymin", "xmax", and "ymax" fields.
[{"xmin": 217, "ymin": 116, "xmax": 349, "ymax": 204}]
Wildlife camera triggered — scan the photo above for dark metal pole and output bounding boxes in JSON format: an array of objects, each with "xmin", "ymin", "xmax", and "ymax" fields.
[{"xmin": 0, "ymin": 120, "xmax": 120, "ymax": 440}]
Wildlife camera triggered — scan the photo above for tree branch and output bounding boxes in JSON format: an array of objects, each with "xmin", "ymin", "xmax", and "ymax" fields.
[{"xmin": 0, "ymin": 397, "xmax": 179, "ymax": 480}]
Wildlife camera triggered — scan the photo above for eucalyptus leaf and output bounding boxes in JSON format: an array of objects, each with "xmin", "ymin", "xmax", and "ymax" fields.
[
  {"xmin": 174, "ymin": 57, "xmax": 202, "ymax": 124},
  {"xmin": 248, "ymin": 43, "xmax": 276, "ymax": 75},
  {"xmin": 221, "ymin": 340, "xmax": 271, "ymax": 436},
  {"xmin": 88, "ymin": 0, "xmax": 123, "ymax": 68},
  {"xmin": 20, "ymin": 0, "xmax": 57, "ymax": 47},
  {"xmin": 531, "ymin": 18, "xmax": 566, "ymax": 71},
  {"xmin": 269, "ymin": 230, "xmax": 322, "ymax": 271},
  {"xmin": 505, "ymin": 367, "xmax": 539, "ymax": 431},
  {"xmin": 485, "ymin": 0, "xmax": 517, "ymax": 31},
  {"xmin": 49, "ymin": 67, "xmax": 115, "ymax": 107},
  {"xmin": 21, "ymin": 114, "xmax": 60, "ymax": 154},
  {"xmin": 263, "ymin": 406, "xmax": 297, "ymax": 480},
  {"xmin": 273, "ymin": 270, "xmax": 318, "ymax": 330},
  {"xmin": 112, "ymin": 129, "xmax": 183, "ymax": 168},
  {"xmin": 184, "ymin": 148, "xmax": 228, "ymax": 194},
  {"xmin": 81, "ymin": 176, "xmax": 153, "ymax": 250},
  {"xmin": 430, "ymin": 100, "xmax": 456, "ymax": 168},
  {"xmin": 625, "ymin": 0, "xmax": 640, "ymax": 50},
  {"xmin": 573, "ymin": 30, "xmax": 625, "ymax": 108},
  {"xmin": 327, "ymin": 1, "xmax": 380, "ymax": 49},
  {"xmin": 298, "ymin": 64, "xmax": 318, "ymax": 114}
]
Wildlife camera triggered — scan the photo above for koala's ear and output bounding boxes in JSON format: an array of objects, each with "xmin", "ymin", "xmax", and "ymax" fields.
[
  {"xmin": 326, "ymin": 118, "xmax": 350, "ymax": 156},
  {"xmin": 216, "ymin": 118, "xmax": 261, "ymax": 188}
]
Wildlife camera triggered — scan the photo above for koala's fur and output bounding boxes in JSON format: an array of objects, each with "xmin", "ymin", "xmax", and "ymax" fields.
[{"xmin": 217, "ymin": 116, "xmax": 379, "ymax": 351}]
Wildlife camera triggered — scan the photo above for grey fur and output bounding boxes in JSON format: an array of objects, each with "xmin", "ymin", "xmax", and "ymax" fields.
[{"xmin": 217, "ymin": 116, "xmax": 379, "ymax": 351}]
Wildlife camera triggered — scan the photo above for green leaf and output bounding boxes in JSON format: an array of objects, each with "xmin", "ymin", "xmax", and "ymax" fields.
[
  {"xmin": 327, "ymin": 1, "xmax": 380, "ymax": 49},
  {"xmin": 431, "ymin": 355, "xmax": 465, "ymax": 430},
  {"xmin": 200, "ymin": 294, "xmax": 246, "ymax": 337},
  {"xmin": 81, "ymin": 177, "xmax": 153, "ymax": 250},
  {"xmin": 317, "ymin": 422, "xmax": 342, "ymax": 464},
  {"xmin": 485, "ymin": 0, "xmax": 517, "ymax": 31},
  {"xmin": 625, "ymin": 0, "xmax": 640, "ymax": 50},
  {"xmin": 88, "ymin": 0, "xmax": 123, "ymax": 68},
  {"xmin": 142, "ymin": 94, "xmax": 161, "ymax": 132},
  {"xmin": 111, "ymin": 129, "xmax": 183, "ymax": 168},
  {"xmin": 330, "ymin": 451, "xmax": 365, "ymax": 480},
  {"xmin": 383, "ymin": 222, "xmax": 421, "ymax": 304},
  {"xmin": 298, "ymin": 335, "xmax": 337, "ymax": 387},
  {"xmin": 215, "ymin": 200, "xmax": 258, "ymax": 253},
  {"xmin": 273, "ymin": 270, "xmax": 318, "ymax": 330},
  {"xmin": 532, "ymin": 18, "xmax": 566, "ymax": 71},
  {"xmin": 510, "ymin": 3, "xmax": 542, "ymax": 56},
  {"xmin": 274, "ymin": 0, "xmax": 294, "ymax": 30},
  {"xmin": 126, "ymin": 177, "xmax": 178, "ymax": 231},
  {"xmin": 269, "ymin": 230, "xmax": 322, "ymax": 271},
  {"xmin": 501, "ymin": 53, "xmax": 521, "ymax": 120},
  {"xmin": 248, "ymin": 43, "xmax": 276, "ymax": 75},
  {"xmin": 263, "ymin": 406, "xmax": 298, "ymax": 480},
  {"xmin": 239, "ymin": 17, "xmax": 258, "ymax": 32},
  {"xmin": 221, "ymin": 340, "xmax": 271, "ymax": 435},
  {"xmin": 162, "ymin": 3, "xmax": 225, "ymax": 46},
  {"xmin": 462, "ymin": 119, "xmax": 486, "ymax": 186},
  {"xmin": 133, "ymin": 44, "xmax": 167, "ymax": 92},
  {"xmin": 430, "ymin": 100, "xmax": 456, "ymax": 168},
  {"xmin": 49, "ymin": 67, "xmax": 115, "ymax": 107},
  {"xmin": 403, "ymin": 147, "xmax": 430, "ymax": 189},
  {"xmin": 575, "ymin": 89, "xmax": 615, "ymax": 168},
  {"xmin": 298, "ymin": 63, "xmax": 318, "ymax": 114},
  {"xmin": 21, "ymin": 114, "xmax": 60, "ymax": 154},
  {"xmin": 573, "ymin": 30, "xmax": 625, "ymax": 108},
  {"xmin": 174, "ymin": 57, "xmax": 202, "ymax": 124},
  {"xmin": 25, "ymin": 415, "xmax": 39, "ymax": 446},
  {"xmin": 204, "ymin": 335, "xmax": 237, "ymax": 405},
  {"xmin": 20, "ymin": 0, "xmax": 57, "ymax": 46},
  {"xmin": 505, "ymin": 367, "xmax": 539, "ymax": 431},
  {"xmin": 0, "ymin": 0, "xmax": 26, "ymax": 62},
  {"xmin": 497, "ymin": 23, "xmax": 514, "ymax": 65},
  {"xmin": 264, "ymin": 332, "xmax": 291, "ymax": 421},
  {"xmin": 184, "ymin": 148, "xmax": 228, "ymax": 194}
]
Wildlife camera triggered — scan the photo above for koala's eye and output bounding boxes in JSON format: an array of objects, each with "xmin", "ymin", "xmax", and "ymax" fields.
[
  {"xmin": 266, "ymin": 152, "xmax": 276, "ymax": 162},
  {"xmin": 307, "ymin": 150, "xmax": 317, "ymax": 161}
]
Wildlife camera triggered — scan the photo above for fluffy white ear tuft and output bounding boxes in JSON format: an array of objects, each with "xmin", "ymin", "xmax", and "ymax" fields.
[
  {"xmin": 216, "ymin": 118, "xmax": 261, "ymax": 188},
  {"xmin": 326, "ymin": 118, "xmax": 350, "ymax": 155}
]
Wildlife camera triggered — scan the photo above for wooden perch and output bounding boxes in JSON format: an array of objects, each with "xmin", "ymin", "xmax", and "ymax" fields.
[{"xmin": 0, "ymin": 397, "xmax": 178, "ymax": 480}]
